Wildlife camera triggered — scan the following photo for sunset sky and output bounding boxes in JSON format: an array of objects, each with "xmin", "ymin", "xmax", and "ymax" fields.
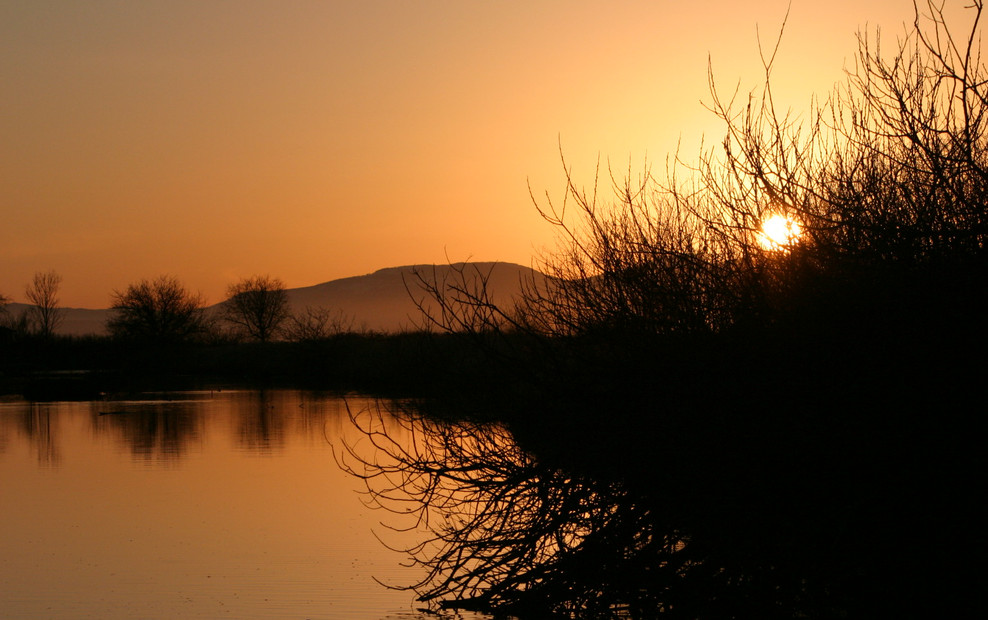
[{"xmin": 1, "ymin": 1, "xmax": 925, "ymax": 308}]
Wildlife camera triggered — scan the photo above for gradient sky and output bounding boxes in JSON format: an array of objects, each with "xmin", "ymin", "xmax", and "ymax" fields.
[{"xmin": 1, "ymin": 1, "xmax": 926, "ymax": 308}]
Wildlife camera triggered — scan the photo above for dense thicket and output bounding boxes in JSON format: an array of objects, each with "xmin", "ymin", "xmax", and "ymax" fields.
[{"xmin": 375, "ymin": 4, "xmax": 988, "ymax": 618}]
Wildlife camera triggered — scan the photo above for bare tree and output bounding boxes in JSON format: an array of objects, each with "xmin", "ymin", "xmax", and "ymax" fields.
[
  {"xmin": 390, "ymin": 3, "xmax": 988, "ymax": 618},
  {"xmin": 107, "ymin": 275, "xmax": 209, "ymax": 343},
  {"xmin": 222, "ymin": 275, "xmax": 290, "ymax": 342},
  {"xmin": 25, "ymin": 270, "xmax": 64, "ymax": 338},
  {"xmin": 424, "ymin": 0, "xmax": 988, "ymax": 348}
]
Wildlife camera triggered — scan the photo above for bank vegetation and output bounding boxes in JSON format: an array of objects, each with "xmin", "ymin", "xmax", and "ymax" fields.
[{"xmin": 352, "ymin": 4, "xmax": 988, "ymax": 618}]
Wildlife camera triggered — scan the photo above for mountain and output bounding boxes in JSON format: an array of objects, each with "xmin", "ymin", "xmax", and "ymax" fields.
[{"xmin": 6, "ymin": 262, "xmax": 543, "ymax": 336}]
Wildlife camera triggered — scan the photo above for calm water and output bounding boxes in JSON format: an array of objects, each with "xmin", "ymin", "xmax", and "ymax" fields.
[{"xmin": 0, "ymin": 390, "xmax": 490, "ymax": 619}]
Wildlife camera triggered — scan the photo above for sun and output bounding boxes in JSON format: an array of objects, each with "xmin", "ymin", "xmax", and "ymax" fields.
[{"xmin": 758, "ymin": 214, "xmax": 803, "ymax": 250}]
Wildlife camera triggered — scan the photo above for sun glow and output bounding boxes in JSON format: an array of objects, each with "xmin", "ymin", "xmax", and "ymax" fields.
[{"xmin": 758, "ymin": 214, "xmax": 803, "ymax": 250}]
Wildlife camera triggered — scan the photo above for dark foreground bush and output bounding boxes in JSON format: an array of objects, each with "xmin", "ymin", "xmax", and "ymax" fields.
[{"xmin": 368, "ymin": 4, "xmax": 988, "ymax": 618}]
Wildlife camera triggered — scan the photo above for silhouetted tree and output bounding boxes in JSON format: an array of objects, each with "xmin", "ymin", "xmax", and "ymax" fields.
[
  {"xmin": 222, "ymin": 275, "xmax": 290, "ymax": 342},
  {"xmin": 25, "ymin": 270, "xmax": 64, "ymax": 338},
  {"xmin": 420, "ymin": 3, "xmax": 988, "ymax": 346},
  {"xmin": 0, "ymin": 292, "xmax": 11, "ymax": 342},
  {"xmin": 107, "ymin": 275, "xmax": 209, "ymax": 344},
  {"xmin": 0, "ymin": 306, "xmax": 30, "ymax": 338},
  {"xmin": 398, "ymin": 3, "xmax": 988, "ymax": 618}
]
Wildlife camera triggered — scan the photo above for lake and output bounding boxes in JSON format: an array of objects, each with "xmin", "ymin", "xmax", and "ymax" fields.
[{"xmin": 0, "ymin": 389, "xmax": 492, "ymax": 619}]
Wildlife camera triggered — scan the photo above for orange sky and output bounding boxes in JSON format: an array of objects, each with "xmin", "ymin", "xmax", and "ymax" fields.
[{"xmin": 1, "ymin": 1, "xmax": 925, "ymax": 308}]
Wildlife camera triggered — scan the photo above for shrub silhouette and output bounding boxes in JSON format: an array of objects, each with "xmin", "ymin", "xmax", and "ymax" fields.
[
  {"xmin": 222, "ymin": 275, "xmax": 290, "ymax": 342},
  {"xmin": 392, "ymin": 3, "xmax": 988, "ymax": 618},
  {"xmin": 107, "ymin": 275, "xmax": 211, "ymax": 344}
]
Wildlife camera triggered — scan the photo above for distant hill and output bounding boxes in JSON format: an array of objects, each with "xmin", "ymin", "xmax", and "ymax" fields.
[
  {"xmin": 5, "ymin": 303, "xmax": 113, "ymax": 337},
  {"xmin": 287, "ymin": 262, "xmax": 543, "ymax": 332},
  {"xmin": 6, "ymin": 262, "xmax": 543, "ymax": 336}
]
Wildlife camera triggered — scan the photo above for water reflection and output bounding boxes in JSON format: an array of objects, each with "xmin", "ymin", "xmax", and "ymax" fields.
[
  {"xmin": 0, "ymin": 390, "xmax": 484, "ymax": 620},
  {"xmin": 14, "ymin": 403, "xmax": 62, "ymax": 467},
  {"xmin": 339, "ymin": 404, "xmax": 684, "ymax": 618},
  {"xmin": 0, "ymin": 391, "xmax": 358, "ymax": 464},
  {"xmin": 95, "ymin": 398, "xmax": 204, "ymax": 461},
  {"xmin": 231, "ymin": 390, "xmax": 286, "ymax": 453},
  {"xmin": 338, "ymin": 397, "xmax": 982, "ymax": 619}
]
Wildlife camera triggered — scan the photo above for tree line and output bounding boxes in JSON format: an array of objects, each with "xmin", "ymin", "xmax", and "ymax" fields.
[{"xmin": 1, "ymin": 272, "xmax": 353, "ymax": 343}]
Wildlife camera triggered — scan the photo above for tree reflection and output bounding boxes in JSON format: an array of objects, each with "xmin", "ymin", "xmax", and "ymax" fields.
[
  {"xmin": 94, "ymin": 401, "xmax": 203, "ymax": 461},
  {"xmin": 343, "ymin": 391, "xmax": 984, "ymax": 619},
  {"xmin": 19, "ymin": 404, "xmax": 61, "ymax": 467},
  {"xmin": 340, "ymin": 405, "xmax": 702, "ymax": 618},
  {"xmin": 86, "ymin": 391, "xmax": 339, "ymax": 459},
  {"xmin": 0, "ymin": 402, "xmax": 63, "ymax": 466},
  {"xmin": 231, "ymin": 390, "xmax": 286, "ymax": 453}
]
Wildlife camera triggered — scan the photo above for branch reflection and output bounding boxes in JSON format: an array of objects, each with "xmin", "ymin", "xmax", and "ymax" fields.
[{"xmin": 340, "ymin": 404, "xmax": 691, "ymax": 618}]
